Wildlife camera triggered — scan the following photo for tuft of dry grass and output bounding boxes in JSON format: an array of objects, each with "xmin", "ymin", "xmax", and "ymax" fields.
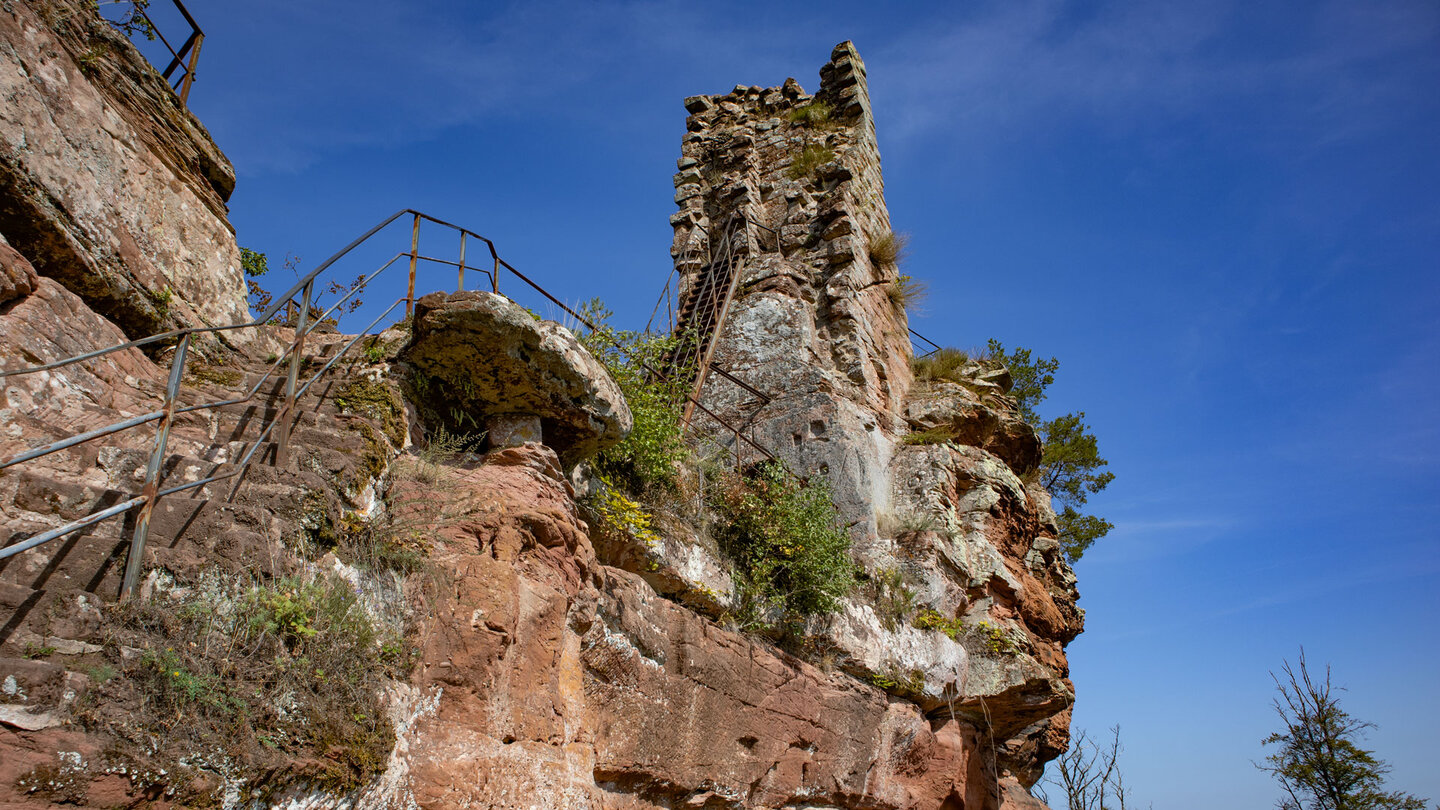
[
  {"xmin": 787, "ymin": 101, "xmax": 834, "ymax": 128},
  {"xmin": 868, "ymin": 231, "xmax": 910, "ymax": 267},
  {"xmin": 901, "ymin": 425, "xmax": 960, "ymax": 446},
  {"xmin": 910, "ymin": 346, "xmax": 994, "ymax": 383},
  {"xmin": 885, "ymin": 274, "xmax": 928, "ymax": 311},
  {"xmin": 787, "ymin": 144, "xmax": 835, "ymax": 180}
]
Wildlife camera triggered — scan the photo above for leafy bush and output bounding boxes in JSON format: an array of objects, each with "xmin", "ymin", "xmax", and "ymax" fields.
[
  {"xmin": 575, "ymin": 299, "xmax": 691, "ymax": 497},
  {"xmin": 589, "ymin": 485, "xmax": 664, "ymax": 553},
  {"xmin": 787, "ymin": 144, "xmax": 835, "ymax": 180},
  {"xmin": 710, "ymin": 462, "xmax": 855, "ymax": 627},
  {"xmin": 912, "ymin": 607, "xmax": 965, "ymax": 640}
]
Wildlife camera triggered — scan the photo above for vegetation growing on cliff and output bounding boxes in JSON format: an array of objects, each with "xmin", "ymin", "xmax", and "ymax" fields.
[
  {"xmin": 240, "ymin": 246, "xmax": 365, "ymax": 326},
  {"xmin": 576, "ymin": 300, "xmax": 854, "ymax": 629},
  {"xmin": 787, "ymin": 100, "xmax": 834, "ymax": 128},
  {"xmin": 987, "ymin": 339, "xmax": 1115, "ymax": 563},
  {"xmin": 72, "ymin": 571, "xmax": 408, "ymax": 798},
  {"xmin": 574, "ymin": 299, "xmax": 690, "ymax": 497},
  {"xmin": 710, "ymin": 462, "xmax": 855, "ymax": 628},
  {"xmin": 787, "ymin": 144, "xmax": 835, "ymax": 180},
  {"xmin": 910, "ymin": 340, "xmax": 1114, "ymax": 563}
]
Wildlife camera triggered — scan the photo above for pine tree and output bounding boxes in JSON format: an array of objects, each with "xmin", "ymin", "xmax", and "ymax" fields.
[{"xmin": 987, "ymin": 340, "xmax": 1113, "ymax": 563}]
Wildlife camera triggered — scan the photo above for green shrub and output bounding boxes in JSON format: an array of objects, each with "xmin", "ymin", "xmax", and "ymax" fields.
[
  {"xmin": 912, "ymin": 607, "xmax": 965, "ymax": 640},
  {"xmin": 589, "ymin": 484, "xmax": 663, "ymax": 553},
  {"xmin": 711, "ymin": 462, "xmax": 855, "ymax": 627},
  {"xmin": 988, "ymin": 340, "xmax": 1113, "ymax": 563},
  {"xmin": 576, "ymin": 299, "xmax": 691, "ymax": 497},
  {"xmin": 787, "ymin": 144, "xmax": 835, "ymax": 180}
]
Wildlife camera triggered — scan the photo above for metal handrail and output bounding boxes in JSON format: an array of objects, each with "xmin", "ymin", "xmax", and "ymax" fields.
[
  {"xmin": 0, "ymin": 210, "xmax": 501, "ymax": 594},
  {"xmin": 0, "ymin": 208, "xmax": 803, "ymax": 592},
  {"xmin": 106, "ymin": 0, "xmax": 205, "ymax": 105},
  {"xmin": 909, "ymin": 328, "xmax": 943, "ymax": 359}
]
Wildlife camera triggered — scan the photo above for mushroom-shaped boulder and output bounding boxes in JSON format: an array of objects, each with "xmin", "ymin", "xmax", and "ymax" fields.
[{"xmin": 401, "ymin": 291, "xmax": 631, "ymax": 467}]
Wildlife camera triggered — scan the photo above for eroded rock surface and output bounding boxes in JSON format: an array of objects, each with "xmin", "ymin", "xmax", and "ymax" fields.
[
  {"xmin": 403, "ymin": 291, "xmax": 631, "ymax": 466},
  {"xmin": 364, "ymin": 444, "xmax": 1001, "ymax": 810},
  {"xmin": 0, "ymin": 0, "xmax": 247, "ymax": 338},
  {"xmin": 660, "ymin": 42, "xmax": 1083, "ymax": 804}
]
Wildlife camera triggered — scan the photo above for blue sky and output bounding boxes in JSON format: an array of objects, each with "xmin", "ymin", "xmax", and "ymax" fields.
[{"xmin": 143, "ymin": 0, "xmax": 1439, "ymax": 805}]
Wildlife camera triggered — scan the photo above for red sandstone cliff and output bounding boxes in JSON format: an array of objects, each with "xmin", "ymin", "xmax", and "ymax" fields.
[{"xmin": 0, "ymin": 22, "xmax": 1078, "ymax": 809}]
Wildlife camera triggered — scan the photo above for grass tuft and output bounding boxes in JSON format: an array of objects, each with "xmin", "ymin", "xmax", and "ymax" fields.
[
  {"xmin": 885, "ymin": 274, "xmax": 928, "ymax": 311},
  {"xmin": 787, "ymin": 144, "xmax": 835, "ymax": 180},
  {"xmin": 868, "ymin": 231, "xmax": 909, "ymax": 267}
]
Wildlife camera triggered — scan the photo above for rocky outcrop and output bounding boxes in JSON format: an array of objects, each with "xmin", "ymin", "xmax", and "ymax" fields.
[
  {"xmin": 0, "ymin": 25, "xmax": 1086, "ymax": 810},
  {"xmin": 0, "ymin": 235, "xmax": 38, "ymax": 304},
  {"xmin": 362, "ymin": 443, "xmax": 1001, "ymax": 810},
  {"xmin": 403, "ymin": 291, "xmax": 632, "ymax": 466},
  {"xmin": 0, "ymin": 0, "xmax": 247, "ymax": 339},
  {"xmin": 664, "ymin": 42, "xmax": 1083, "ymax": 804},
  {"xmin": 671, "ymin": 42, "xmax": 912, "ymax": 539}
]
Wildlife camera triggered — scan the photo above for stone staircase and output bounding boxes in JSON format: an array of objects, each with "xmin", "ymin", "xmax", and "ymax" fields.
[{"xmin": 0, "ymin": 334, "xmax": 402, "ymax": 691}]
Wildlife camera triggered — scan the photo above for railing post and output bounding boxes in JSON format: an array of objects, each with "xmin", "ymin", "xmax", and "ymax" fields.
[
  {"xmin": 406, "ymin": 213, "xmax": 420, "ymax": 319},
  {"xmin": 120, "ymin": 332, "xmax": 190, "ymax": 600},
  {"xmin": 457, "ymin": 232, "xmax": 467, "ymax": 292},
  {"xmin": 274, "ymin": 280, "xmax": 313, "ymax": 467},
  {"xmin": 492, "ymin": 254, "xmax": 500, "ymax": 294},
  {"xmin": 179, "ymin": 33, "xmax": 202, "ymax": 104}
]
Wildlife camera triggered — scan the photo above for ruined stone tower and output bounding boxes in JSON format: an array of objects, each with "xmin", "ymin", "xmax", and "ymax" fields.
[
  {"xmin": 669, "ymin": 41, "xmax": 914, "ymax": 538},
  {"xmin": 668, "ymin": 42, "xmax": 1084, "ymax": 800}
]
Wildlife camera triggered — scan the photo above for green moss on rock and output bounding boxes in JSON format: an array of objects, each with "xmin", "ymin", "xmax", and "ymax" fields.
[{"xmin": 335, "ymin": 377, "xmax": 406, "ymax": 448}]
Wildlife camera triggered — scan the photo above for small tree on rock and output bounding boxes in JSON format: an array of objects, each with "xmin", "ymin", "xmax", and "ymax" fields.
[
  {"xmin": 1258, "ymin": 651, "xmax": 1430, "ymax": 810},
  {"xmin": 987, "ymin": 339, "xmax": 1113, "ymax": 562}
]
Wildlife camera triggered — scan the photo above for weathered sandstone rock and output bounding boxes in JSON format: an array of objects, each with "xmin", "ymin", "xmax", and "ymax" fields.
[
  {"xmin": 0, "ymin": 234, "xmax": 38, "ymax": 304},
  {"xmin": 362, "ymin": 443, "xmax": 1003, "ymax": 810},
  {"xmin": 906, "ymin": 381, "xmax": 1042, "ymax": 475},
  {"xmin": 0, "ymin": 0, "xmax": 247, "ymax": 338},
  {"xmin": 402, "ymin": 290, "xmax": 631, "ymax": 466}
]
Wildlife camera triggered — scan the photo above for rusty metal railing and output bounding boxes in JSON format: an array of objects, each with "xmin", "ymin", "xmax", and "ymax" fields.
[
  {"xmin": 0, "ymin": 208, "xmax": 802, "ymax": 595},
  {"xmin": 910, "ymin": 328, "xmax": 943, "ymax": 359},
  {"xmin": 105, "ymin": 0, "xmax": 204, "ymax": 105}
]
